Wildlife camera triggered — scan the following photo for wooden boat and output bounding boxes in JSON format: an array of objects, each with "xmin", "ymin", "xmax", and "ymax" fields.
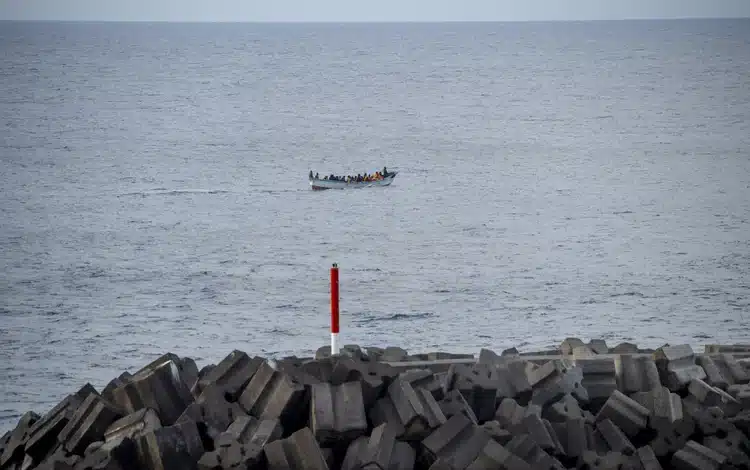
[{"xmin": 309, "ymin": 172, "xmax": 397, "ymax": 190}]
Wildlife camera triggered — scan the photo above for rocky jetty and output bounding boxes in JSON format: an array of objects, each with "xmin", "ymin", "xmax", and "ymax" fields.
[{"xmin": 2, "ymin": 340, "xmax": 750, "ymax": 470}]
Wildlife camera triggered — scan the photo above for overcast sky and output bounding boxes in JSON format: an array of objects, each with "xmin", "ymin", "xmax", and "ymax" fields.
[{"xmin": 1, "ymin": 0, "xmax": 749, "ymax": 22}]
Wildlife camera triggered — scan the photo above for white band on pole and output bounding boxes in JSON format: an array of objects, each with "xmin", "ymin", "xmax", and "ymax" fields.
[{"xmin": 331, "ymin": 332, "xmax": 339, "ymax": 355}]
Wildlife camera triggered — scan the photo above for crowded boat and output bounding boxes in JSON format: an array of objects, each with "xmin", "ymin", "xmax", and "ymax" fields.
[{"xmin": 309, "ymin": 167, "xmax": 392, "ymax": 183}]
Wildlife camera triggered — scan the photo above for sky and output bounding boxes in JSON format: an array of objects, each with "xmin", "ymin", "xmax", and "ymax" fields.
[{"xmin": 1, "ymin": 0, "xmax": 749, "ymax": 22}]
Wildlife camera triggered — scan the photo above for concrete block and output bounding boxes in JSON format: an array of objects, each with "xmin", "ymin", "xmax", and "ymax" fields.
[
  {"xmin": 102, "ymin": 373, "xmax": 133, "ymax": 405},
  {"xmin": 504, "ymin": 434, "xmax": 565, "ymax": 469},
  {"xmin": 382, "ymin": 347, "xmax": 409, "ymax": 362},
  {"xmin": 529, "ymin": 361, "xmax": 586, "ymax": 407},
  {"xmin": 25, "ymin": 395, "xmax": 84, "ymax": 462},
  {"xmin": 584, "ymin": 423, "xmax": 610, "ymax": 455},
  {"xmin": 620, "ymin": 355, "xmax": 661, "ymax": 394},
  {"xmin": 577, "ymin": 450, "xmax": 640, "ymax": 470},
  {"xmin": 399, "ymin": 369, "xmax": 444, "ymax": 401},
  {"xmin": 560, "ymin": 338, "xmax": 586, "ymax": 355},
  {"xmin": 196, "ymin": 350, "xmax": 264, "ymax": 402},
  {"xmin": 443, "ymin": 364, "xmax": 499, "ymax": 423},
  {"xmin": 180, "ymin": 358, "xmax": 200, "ymax": 395},
  {"xmin": 339, "ymin": 423, "xmax": 415, "ymax": 470},
  {"xmin": 478, "ymin": 348, "xmax": 507, "ymax": 367},
  {"xmin": 697, "ymin": 355, "xmax": 730, "ymax": 390},
  {"xmin": 715, "ymin": 353, "xmax": 750, "ymax": 385},
  {"xmin": 178, "ymin": 386, "xmax": 245, "ymax": 441},
  {"xmin": 671, "ymin": 440, "xmax": 727, "ymax": 470},
  {"xmin": 0, "ymin": 411, "xmax": 41, "ymax": 468},
  {"xmin": 197, "ymin": 441, "xmax": 264, "ymax": 470},
  {"xmin": 330, "ymin": 357, "xmax": 398, "ymax": 407},
  {"xmin": 654, "ymin": 344, "xmax": 707, "ymax": 392},
  {"xmin": 702, "ymin": 425, "xmax": 750, "ymax": 469},
  {"xmin": 73, "ymin": 435, "xmax": 139, "ymax": 470},
  {"xmin": 365, "ymin": 347, "xmax": 385, "ymax": 361},
  {"xmin": 264, "ymin": 427, "xmax": 329, "ymax": 470},
  {"xmin": 57, "ymin": 394, "xmax": 122, "ymax": 456},
  {"xmin": 215, "ymin": 415, "xmax": 282, "ymax": 448},
  {"xmin": 494, "ymin": 398, "xmax": 539, "ymax": 429},
  {"xmin": 510, "ymin": 414, "xmax": 562, "ymax": 455},
  {"xmin": 479, "ymin": 421, "xmax": 512, "ymax": 446},
  {"xmin": 596, "ymin": 418, "xmax": 635, "ymax": 456},
  {"xmin": 728, "ymin": 410, "xmax": 750, "ymax": 441},
  {"xmin": 465, "ymin": 438, "xmax": 532, "ymax": 470},
  {"xmin": 341, "ymin": 344, "xmax": 366, "ymax": 360},
  {"xmin": 682, "ymin": 397, "xmax": 727, "ymax": 436},
  {"xmin": 552, "ymin": 418, "xmax": 587, "ymax": 459},
  {"xmin": 439, "ymin": 389, "xmax": 478, "ymax": 425},
  {"xmin": 310, "ymin": 381, "xmax": 368, "ymax": 446},
  {"xmin": 544, "ymin": 394, "xmax": 584, "ymax": 422},
  {"xmin": 321, "ymin": 446, "xmax": 336, "ymax": 470},
  {"xmin": 572, "ymin": 346, "xmax": 596, "ymax": 358},
  {"xmin": 611, "ymin": 342, "xmax": 639, "ymax": 354},
  {"xmin": 276, "ymin": 359, "xmax": 324, "ymax": 390},
  {"xmin": 494, "ymin": 398, "xmax": 541, "ymax": 429},
  {"xmin": 631, "ymin": 386, "xmax": 693, "ymax": 457},
  {"xmin": 577, "ymin": 358, "xmax": 617, "ymax": 407},
  {"xmin": 340, "ymin": 437, "xmax": 367, "ymax": 470},
  {"xmin": 135, "ymin": 418, "xmax": 204, "ymax": 470},
  {"xmin": 631, "ymin": 386, "xmax": 689, "ymax": 432},
  {"xmin": 636, "ymin": 446, "xmax": 663, "ymax": 470},
  {"xmin": 420, "ymin": 414, "xmax": 489, "ymax": 470},
  {"xmin": 426, "ymin": 352, "xmax": 475, "ymax": 361},
  {"xmin": 704, "ymin": 344, "xmax": 750, "ymax": 354},
  {"xmin": 103, "ymin": 408, "xmax": 161, "ymax": 446},
  {"xmin": 495, "ymin": 361, "xmax": 532, "ymax": 401},
  {"xmin": 292, "ymin": 358, "xmax": 335, "ymax": 384},
  {"xmin": 595, "ymin": 390, "xmax": 649, "ymax": 438},
  {"xmin": 111, "ymin": 358, "xmax": 194, "ymax": 426},
  {"xmin": 237, "ymin": 361, "xmax": 307, "ymax": 430},
  {"xmin": 502, "ymin": 347, "xmax": 519, "ymax": 356},
  {"xmin": 588, "ymin": 339, "xmax": 609, "ymax": 355},
  {"xmin": 0, "ymin": 430, "xmax": 9, "ymax": 458},
  {"xmin": 728, "ymin": 383, "xmax": 750, "ymax": 408},
  {"xmin": 386, "ymin": 378, "xmax": 446, "ymax": 441},
  {"xmin": 688, "ymin": 378, "xmax": 726, "ymax": 407}
]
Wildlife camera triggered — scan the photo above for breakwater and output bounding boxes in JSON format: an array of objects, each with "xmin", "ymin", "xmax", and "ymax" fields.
[{"xmin": 1, "ymin": 339, "xmax": 750, "ymax": 470}]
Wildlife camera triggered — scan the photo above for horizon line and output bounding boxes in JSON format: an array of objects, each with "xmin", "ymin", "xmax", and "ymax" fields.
[{"xmin": 1, "ymin": 16, "xmax": 749, "ymax": 24}]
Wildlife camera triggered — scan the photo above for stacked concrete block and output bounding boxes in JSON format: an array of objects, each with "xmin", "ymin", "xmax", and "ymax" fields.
[
  {"xmin": 654, "ymin": 345, "xmax": 707, "ymax": 392},
  {"xmin": 5, "ymin": 342, "xmax": 750, "ymax": 470},
  {"xmin": 194, "ymin": 350, "xmax": 265, "ymax": 401},
  {"xmin": 110, "ymin": 356, "xmax": 195, "ymax": 427},
  {"xmin": 237, "ymin": 361, "xmax": 307, "ymax": 431},
  {"xmin": 264, "ymin": 427, "xmax": 329, "ymax": 470},
  {"xmin": 370, "ymin": 378, "xmax": 446, "ymax": 441},
  {"xmin": 310, "ymin": 381, "xmax": 368, "ymax": 446},
  {"xmin": 442, "ymin": 364, "xmax": 498, "ymax": 422},
  {"xmin": 340, "ymin": 423, "xmax": 415, "ymax": 470},
  {"xmin": 620, "ymin": 354, "xmax": 662, "ymax": 394}
]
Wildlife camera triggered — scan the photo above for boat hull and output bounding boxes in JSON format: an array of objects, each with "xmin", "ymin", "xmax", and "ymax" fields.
[{"xmin": 309, "ymin": 173, "xmax": 397, "ymax": 190}]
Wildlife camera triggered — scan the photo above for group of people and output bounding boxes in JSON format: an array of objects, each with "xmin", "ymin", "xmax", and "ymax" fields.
[{"xmin": 310, "ymin": 167, "xmax": 391, "ymax": 183}]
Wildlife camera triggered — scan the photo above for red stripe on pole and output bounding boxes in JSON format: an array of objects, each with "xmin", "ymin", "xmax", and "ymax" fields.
[{"xmin": 331, "ymin": 263, "xmax": 339, "ymax": 334}]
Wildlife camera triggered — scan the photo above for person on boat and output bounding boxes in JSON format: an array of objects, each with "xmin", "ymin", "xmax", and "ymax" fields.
[
  {"xmin": 309, "ymin": 171, "xmax": 314, "ymax": 179},
  {"xmin": 315, "ymin": 172, "xmax": 319, "ymax": 179},
  {"xmin": 382, "ymin": 167, "xmax": 388, "ymax": 177}
]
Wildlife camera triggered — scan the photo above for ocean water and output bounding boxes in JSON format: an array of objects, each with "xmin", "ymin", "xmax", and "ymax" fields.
[{"xmin": 1, "ymin": 19, "xmax": 749, "ymax": 431}]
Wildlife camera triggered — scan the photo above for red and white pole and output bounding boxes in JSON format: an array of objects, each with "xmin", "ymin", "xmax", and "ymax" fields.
[{"xmin": 330, "ymin": 263, "xmax": 340, "ymax": 355}]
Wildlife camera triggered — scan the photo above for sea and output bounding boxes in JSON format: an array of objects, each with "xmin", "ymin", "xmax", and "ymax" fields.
[{"xmin": 1, "ymin": 19, "xmax": 749, "ymax": 432}]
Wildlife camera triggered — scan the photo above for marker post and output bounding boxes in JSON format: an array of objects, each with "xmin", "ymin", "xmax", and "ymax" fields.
[{"xmin": 330, "ymin": 263, "xmax": 340, "ymax": 355}]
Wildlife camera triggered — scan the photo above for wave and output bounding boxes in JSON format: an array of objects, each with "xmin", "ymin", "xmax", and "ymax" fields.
[
  {"xmin": 355, "ymin": 312, "xmax": 434, "ymax": 325},
  {"xmin": 118, "ymin": 189, "xmax": 231, "ymax": 198}
]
